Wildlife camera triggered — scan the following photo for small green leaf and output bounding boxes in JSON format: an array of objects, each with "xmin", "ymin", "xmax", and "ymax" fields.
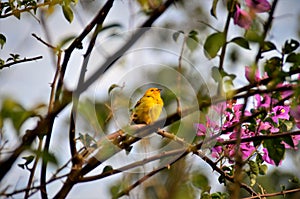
[
  {"xmin": 1, "ymin": 98, "xmax": 35, "ymax": 133},
  {"xmin": 210, "ymin": 0, "xmax": 219, "ymax": 18},
  {"xmin": 263, "ymin": 139, "xmax": 285, "ymax": 166},
  {"xmin": 259, "ymin": 164, "xmax": 268, "ymax": 175},
  {"xmin": 34, "ymin": 150, "xmax": 58, "ymax": 165},
  {"xmin": 249, "ymin": 160, "xmax": 259, "ymax": 175},
  {"xmin": 261, "ymin": 41, "xmax": 277, "ymax": 53},
  {"xmin": 186, "ymin": 37, "xmax": 198, "ymax": 52},
  {"xmin": 230, "ymin": 37, "xmax": 250, "ymax": 50},
  {"xmin": 108, "ymin": 83, "xmax": 124, "ymax": 95},
  {"xmin": 186, "ymin": 30, "xmax": 199, "ymax": 52},
  {"xmin": 22, "ymin": 155, "xmax": 35, "ymax": 165},
  {"xmin": 172, "ymin": 30, "xmax": 184, "ymax": 42},
  {"xmin": 289, "ymin": 176, "xmax": 299, "ymax": 184},
  {"xmin": 245, "ymin": 30, "xmax": 262, "ymax": 43},
  {"xmin": 57, "ymin": 35, "xmax": 76, "ymax": 49},
  {"xmin": 0, "ymin": 33, "xmax": 6, "ymax": 49},
  {"xmin": 283, "ymin": 39, "xmax": 299, "ymax": 54},
  {"xmin": 250, "ymin": 173, "xmax": 257, "ymax": 186},
  {"xmin": 191, "ymin": 172, "xmax": 209, "ymax": 190},
  {"xmin": 281, "ymin": 135, "xmax": 294, "ymax": 148},
  {"xmin": 211, "ymin": 66, "xmax": 222, "ymax": 83},
  {"xmin": 286, "ymin": 53, "xmax": 300, "ymax": 64},
  {"xmin": 18, "ymin": 164, "xmax": 25, "ymax": 169},
  {"xmin": 102, "ymin": 165, "xmax": 114, "ymax": 173},
  {"xmin": 62, "ymin": 5, "xmax": 74, "ymax": 23},
  {"xmin": 204, "ymin": 32, "xmax": 226, "ymax": 59}
]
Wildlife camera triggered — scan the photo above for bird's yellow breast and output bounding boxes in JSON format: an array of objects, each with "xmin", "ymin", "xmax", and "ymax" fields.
[{"xmin": 130, "ymin": 88, "xmax": 163, "ymax": 125}]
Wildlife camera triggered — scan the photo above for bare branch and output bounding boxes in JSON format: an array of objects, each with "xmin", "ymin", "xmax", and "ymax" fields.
[{"xmin": 0, "ymin": 56, "xmax": 43, "ymax": 70}]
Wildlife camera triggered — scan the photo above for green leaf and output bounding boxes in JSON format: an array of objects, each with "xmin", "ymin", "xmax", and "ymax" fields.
[
  {"xmin": 108, "ymin": 83, "xmax": 124, "ymax": 95},
  {"xmin": 264, "ymin": 57, "xmax": 281, "ymax": 76},
  {"xmin": 172, "ymin": 30, "xmax": 184, "ymax": 42},
  {"xmin": 191, "ymin": 172, "xmax": 209, "ymax": 190},
  {"xmin": 204, "ymin": 32, "xmax": 226, "ymax": 59},
  {"xmin": 283, "ymin": 39, "xmax": 299, "ymax": 54},
  {"xmin": 186, "ymin": 30, "xmax": 199, "ymax": 52},
  {"xmin": 57, "ymin": 35, "xmax": 76, "ymax": 49},
  {"xmin": 34, "ymin": 150, "xmax": 58, "ymax": 165},
  {"xmin": 0, "ymin": 33, "xmax": 6, "ymax": 49},
  {"xmin": 186, "ymin": 37, "xmax": 198, "ymax": 52},
  {"xmin": 211, "ymin": 66, "xmax": 222, "ymax": 83},
  {"xmin": 263, "ymin": 139, "xmax": 285, "ymax": 166},
  {"xmin": 286, "ymin": 53, "xmax": 300, "ymax": 64},
  {"xmin": 102, "ymin": 165, "xmax": 114, "ymax": 173},
  {"xmin": 245, "ymin": 30, "xmax": 262, "ymax": 43},
  {"xmin": 259, "ymin": 164, "xmax": 268, "ymax": 175},
  {"xmin": 230, "ymin": 37, "xmax": 250, "ymax": 50},
  {"xmin": 281, "ymin": 135, "xmax": 294, "ymax": 148},
  {"xmin": 22, "ymin": 155, "xmax": 35, "ymax": 165},
  {"xmin": 249, "ymin": 160, "xmax": 259, "ymax": 175},
  {"xmin": 1, "ymin": 98, "xmax": 35, "ymax": 133},
  {"xmin": 261, "ymin": 41, "xmax": 277, "ymax": 53},
  {"xmin": 62, "ymin": 5, "xmax": 74, "ymax": 23},
  {"xmin": 210, "ymin": 0, "xmax": 219, "ymax": 18}
]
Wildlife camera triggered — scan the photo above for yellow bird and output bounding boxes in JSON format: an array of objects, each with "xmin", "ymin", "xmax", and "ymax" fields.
[{"xmin": 130, "ymin": 87, "xmax": 164, "ymax": 125}]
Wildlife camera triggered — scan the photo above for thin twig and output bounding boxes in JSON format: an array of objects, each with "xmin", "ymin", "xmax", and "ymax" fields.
[
  {"xmin": 244, "ymin": 187, "xmax": 300, "ymax": 199},
  {"xmin": 0, "ymin": 56, "xmax": 43, "ymax": 69}
]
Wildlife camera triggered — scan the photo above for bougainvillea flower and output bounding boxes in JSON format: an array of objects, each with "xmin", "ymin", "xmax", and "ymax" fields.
[
  {"xmin": 195, "ymin": 123, "xmax": 206, "ymax": 136},
  {"xmin": 246, "ymin": 0, "xmax": 271, "ymax": 13},
  {"xmin": 240, "ymin": 142, "xmax": 256, "ymax": 160},
  {"xmin": 255, "ymin": 94, "xmax": 272, "ymax": 108},
  {"xmin": 234, "ymin": 5, "xmax": 252, "ymax": 29},
  {"xmin": 257, "ymin": 120, "xmax": 279, "ymax": 134},
  {"xmin": 245, "ymin": 66, "xmax": 260, "ymax": 83},
  {"xmin": 271, "ymin": 106, "xmax": 290, "ymax": 123}
]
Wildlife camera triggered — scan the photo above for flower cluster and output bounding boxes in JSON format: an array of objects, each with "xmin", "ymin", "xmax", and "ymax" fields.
[
  {"xmin": 234, "ymin": 0, "xmax": 271, "ymax": 29},
  {"xmin": 196, "ymin": 66, "xmax": 300, "ymax": 166}
]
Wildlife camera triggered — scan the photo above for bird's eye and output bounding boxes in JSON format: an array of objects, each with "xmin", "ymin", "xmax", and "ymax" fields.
[{"xmin": 150, "ymin": 89, "xmax": 154, "ymax": 91}]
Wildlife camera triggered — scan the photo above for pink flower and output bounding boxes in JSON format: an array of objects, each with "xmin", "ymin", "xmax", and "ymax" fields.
[
  {"xmin": 195, "ymin": 123, "xmax": 206, "ymax": 136},
  {"xmin": 245, "ymin": 66, "xmax": 260, "ymax": 83},
  {"xmin": 255, "ymin": 94, "xmax": 272, "ymax": 108},
  {"xmin": 257, "ymin": 120, "xmax": 279, "ymax": 134},
  {"xmin": 195, "ymin": 117, "xmax": 220, "ymax": 137},
  {"xmin": 240, "ymin": 142, "xmax": 256, "ymax": 160},
  {"xmin": 276, "ymin": 83, "xmax": 294, "ymax": 99},
  {"xmin": 271, "ymin": 106, "xmax": 290, "ymax": 123},
  {"xmin": 234, "ymin": 5, "xmax": 252, "ymax": 29},
  {"xmin": 211, "ymin": 145, "xmax": 223, "ymax": 159},
  {"xmin": 246, "ymin": 0, "xmax": 271, "ymax": 13}
]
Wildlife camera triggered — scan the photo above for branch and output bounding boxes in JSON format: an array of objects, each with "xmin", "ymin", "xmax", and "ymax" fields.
[
  {"xmin": 255, "ymin": 0, "xmax": 279, "ymax": 63},
  {"xmin": 55, "ymin": 0, "xmax": 115, "ymax": 102},
  {"xmin": 0, "ymin": 1, "xmax": 62, "ymax": 18},
  {"xmin": 244, "ymin": 187, "xmax": 300, "ymax": 199},
  {"xmin": 221, "ymin": 130, "xmax": 300, "ymax": 145},
  {"xmin": 0, "ymin": 56, "xmax": 43, "ymax": 69}
]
